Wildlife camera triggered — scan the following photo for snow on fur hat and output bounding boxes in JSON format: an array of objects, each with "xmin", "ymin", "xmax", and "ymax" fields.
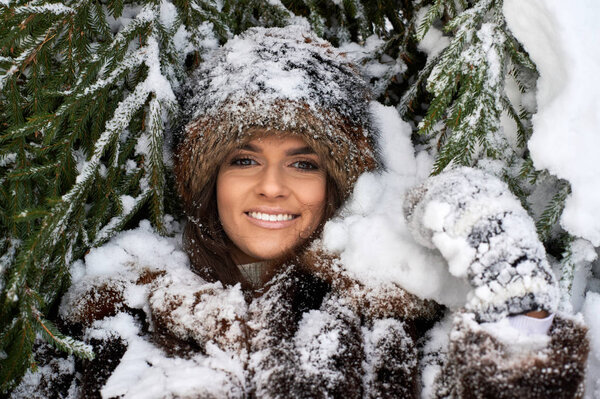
[{"xmin": 175, "ymin": 25, "xmax": 379, "ymax": 212}]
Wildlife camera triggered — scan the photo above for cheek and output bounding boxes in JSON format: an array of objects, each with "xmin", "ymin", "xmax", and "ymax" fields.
[
  {"xmin": 299, "ymin": 177, "xmax": 327, "ymax": 223},
  {"xmin": 216, "ymin": 173, "xmax": 238, "ymax": 230}
]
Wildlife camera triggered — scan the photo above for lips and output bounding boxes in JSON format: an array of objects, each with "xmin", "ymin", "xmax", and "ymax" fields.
[
  {"xmin": 244, "ymin": 210, "xmax": 299, "ymax": 229},
  {"xmin": 247, "ymin": 211, "xmax": 297, "ymax": 222}
]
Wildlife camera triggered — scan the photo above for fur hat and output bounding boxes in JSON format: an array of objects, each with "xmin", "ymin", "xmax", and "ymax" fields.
[{"xmin": 174, "ymin": 25, "xmax": 379, "ymax": 214}]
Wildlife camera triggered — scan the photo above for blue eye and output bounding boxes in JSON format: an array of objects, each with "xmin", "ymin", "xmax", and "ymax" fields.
[
  {"xmin": 231, "ymin": 157, "xmax": 257, "ymax": 166},
  {"xmin": 291, "ymin": 160, "xmax": 318, "ymax": 170}
]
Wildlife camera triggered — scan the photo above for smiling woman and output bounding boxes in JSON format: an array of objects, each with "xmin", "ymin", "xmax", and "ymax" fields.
[
  {"xmin": 148, "ymin": 25, "xmax": 590, "ymax": 398},
  {"xmin": 174, "ymin": 25, "xmax": 376, "ymax": 290}
]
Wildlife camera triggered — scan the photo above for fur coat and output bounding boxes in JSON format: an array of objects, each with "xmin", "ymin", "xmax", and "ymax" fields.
[{"xmin": 12, "ymin": 246, "xmax": 589, "ymax": 398}]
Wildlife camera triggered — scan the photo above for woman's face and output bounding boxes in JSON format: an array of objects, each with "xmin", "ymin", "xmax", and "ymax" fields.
[{"xmin": 216, "ymin": 135, "xmax": 327, "ymax": 264}]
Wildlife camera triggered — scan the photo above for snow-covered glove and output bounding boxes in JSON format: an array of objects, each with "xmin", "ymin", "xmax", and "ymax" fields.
[
  {"xmin": 404, "ymin": 167, "xmax": 559, "ymax": 322},
  {"xmin": 432, "ymin": 311, "xmax": 588, "ymax": 399}
]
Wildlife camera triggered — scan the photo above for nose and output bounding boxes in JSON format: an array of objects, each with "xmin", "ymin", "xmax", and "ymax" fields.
[{"xmin": 255, "ymin": 164, "xmax": 289, "ymax": 198}]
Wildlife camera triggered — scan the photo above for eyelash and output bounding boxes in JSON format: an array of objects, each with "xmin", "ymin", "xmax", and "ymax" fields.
[
  {"xmin": 231, "ymin": 157, "xmax": 257, "ymax": 167},
  {"xmin": 230, "ymin": 157, "xmax": 319, "ymax": 171},
  {"xmin": 290, "ymin": 160, "xmax": 319, "ymax": 170}
]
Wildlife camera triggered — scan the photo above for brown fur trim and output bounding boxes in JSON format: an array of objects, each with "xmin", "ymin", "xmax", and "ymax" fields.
[
  {"xmin": 293, "ymin": 296, "xmax": 365, "ymax": 398},
  {"xmin": 136, "ymin": 269, "xmax": 166, "ymax": 285},
  {"xmin": 60, "ymin": 278, "xmax": 126, "ymax": 326},
  {"xmin": 434, "ymin": 313, "xmax": 589, "ymax": 399},
  {"xmin": 148, "ymin": 274, "xmax": 249, "ymax": 354},
  {"xmin": 60, "ymin": 266, "xmax": 168, "ymax": 327},
  {"xmin": 247, "ymin": 267, "xmax": 311, "ymax": 398},
  {"xmin": 10, "ymin": 342, "xmax": 77, "ymax": 399},
  {"xmin": 77, "ymin": 336, "xmax": 127, "ymax": 399},
  {"xmin": 247, "ymin": 266, "xmax": 364, "ymax": 398},
  {"xmin": 298, "ymin": 247, "xmax": 444, "ymax": 322},
  {"xmin": 363, "ymin": 318, "xmax": 419, "ymax": 399}
]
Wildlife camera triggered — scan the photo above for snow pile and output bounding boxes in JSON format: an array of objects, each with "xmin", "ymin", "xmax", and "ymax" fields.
[
  {"xmin": 504, "ymin": 0, "xmax": 600, "ymax": 246},
  {"xmin": 68, "ymin": 219, "xmax": 186, "ymax": 282},
  {"xmin": 88, "ymin": 314, "xmax": 244, "ymax": 398},
  {"xmin": 322, "ymin": 102, "xmax": 469, "ymax": 308}
]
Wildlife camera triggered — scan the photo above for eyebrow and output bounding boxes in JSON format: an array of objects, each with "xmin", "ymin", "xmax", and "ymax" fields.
[
  {"xmin": 286, "ymin": 146, "xmax": 316, "ymax": 156},
  {"xmin": 239, "ymin": 143, "xmax": 317, "ymax": 156}
]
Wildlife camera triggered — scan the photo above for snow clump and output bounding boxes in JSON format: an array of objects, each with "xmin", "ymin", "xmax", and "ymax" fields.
[
  {"xmin": 504, "ymin": 0, "xmax": 600, "ymax": 246},
  {"xmin": 322, "ymin": 101, "xmax": 469, "ymax": 308}
]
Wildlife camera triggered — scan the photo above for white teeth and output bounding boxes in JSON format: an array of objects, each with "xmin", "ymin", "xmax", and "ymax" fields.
[{"xmin": 248, "ymin": 212, "xmax": 295, "ymax": 222}]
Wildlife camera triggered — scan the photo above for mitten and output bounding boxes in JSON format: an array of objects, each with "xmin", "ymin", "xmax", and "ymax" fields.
[{"xmin": 404, "ymin": 167, "xmax": 559, "ymax": 322}]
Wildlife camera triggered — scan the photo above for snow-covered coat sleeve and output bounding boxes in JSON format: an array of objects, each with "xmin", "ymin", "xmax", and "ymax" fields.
[
  {"xmin": 404, "ymin": 167, "xmax": 589, "ymax": 398},
  {"xmin": 433, "ymin": 311, "xmax": 589, "ymax": 399},
  {"xmin": 54, "ymin": 263, "xmax": 249, "ymax": 398}
]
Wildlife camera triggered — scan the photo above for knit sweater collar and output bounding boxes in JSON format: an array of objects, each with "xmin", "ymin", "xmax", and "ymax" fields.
[{"xmin": 237, "ymin": 261, "xmax": 270, "ymax": 289}]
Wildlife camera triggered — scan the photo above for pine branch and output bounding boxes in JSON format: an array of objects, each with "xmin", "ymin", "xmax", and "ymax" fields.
[
  {"xmin": 32, "ymin": 313, "xmax": 94, "ymax": 359},
  {"xmin": 397, "ymin": 51, "xmax": 438, "ymax": 118},
  {"xmin": 410, "ymin": 0, "xmax": 535, "ymax": 177},
  {"xmin": 12, "ymin": 3, "xmax": 75, "ymax": 16},
  {"xmin": 12, "ymin": 208, "xmax": 51, "ymax": 223},
  {"xmin": 0, "ymin": 115, "xmax": 54, "ymax": 145},
  {"xmin": 500, "ymin": 94, "xmax": 531, "ymax": 147},
  {"xmin": 146, "ymin": 96, "xmax": 167, "ymax": 233},
  {"xmin": 0, "ymin": 239, "xmax": 19, "ymax": 292},
  {"xmin": 537, "ymin": 181, "xmax": 571, "ymax": 242},
  {"xmin": 93, "ymin": 190, "xmax": 151, "ymax": 246},
  {"xmin": 557, "ymin": 235, "xmax": 575, "ymax": 313},
  {"xmin": 519, "ymin": 155, "xmax": 542, "ymax": 185},
  {"xmin": 0, "ymin": 0, "xmax": 196, "ymax": 389},
  {"xmin": 0, "ymin": 316, "xmax": 36, "ymax": 394},
  {"xmin": 501, "ymin": 165, "xmax": 531, "ymax": 213},
  {"xmin": 6, "ymin": 162, "xmax": 60, "ymax": 181},
  {"xmin": 416, "ymin": 0, "xmax": 446, "ymax": 41}
]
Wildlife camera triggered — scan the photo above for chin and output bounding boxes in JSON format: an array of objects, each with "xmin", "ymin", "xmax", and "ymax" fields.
[{"xmin": 246, "ymin": 242, "xmax": 297, "ymax": 261}]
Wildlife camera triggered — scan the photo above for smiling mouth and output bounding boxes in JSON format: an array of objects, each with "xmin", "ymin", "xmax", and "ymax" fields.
[{"xmin": 246, "ymin": 211, "xmax": 299, "ymax": 222}]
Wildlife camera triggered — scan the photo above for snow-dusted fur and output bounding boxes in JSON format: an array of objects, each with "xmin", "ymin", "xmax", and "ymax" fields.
[
  {"xmin": 433, "ymin": 312, "xmax": 588, "ymax": 399},
  {"xmin": 175, "ymin": 25, "xmax": 379, "ymax": 212},
  {"xmin": 15, "ymin": 228, "xmax": 587, "ymax": 398}
]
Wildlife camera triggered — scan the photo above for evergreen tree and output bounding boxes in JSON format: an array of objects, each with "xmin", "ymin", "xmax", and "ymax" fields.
[
  {"xmin": 0, "ymin": 0, "xmax": 586, "ymax": 392},
  {"xmin": 0, "ymin": 0, "xmax": 227, "ymax": 390}
]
